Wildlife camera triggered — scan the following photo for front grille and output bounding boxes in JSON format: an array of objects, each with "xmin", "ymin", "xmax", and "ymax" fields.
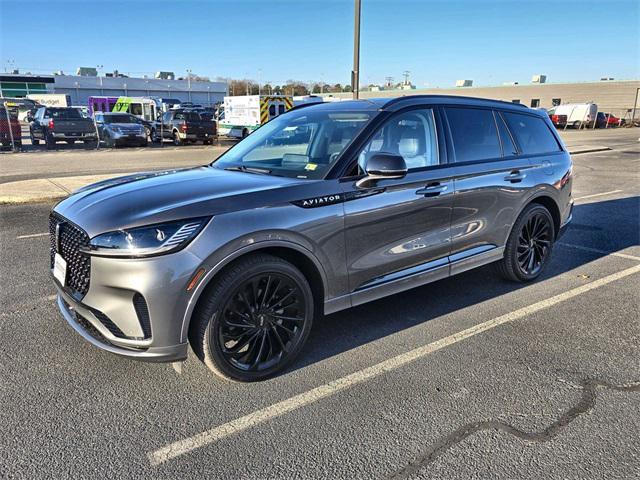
[{"xmin": 50, "ymin": 213, "xmax": 91, "ymax": 298}]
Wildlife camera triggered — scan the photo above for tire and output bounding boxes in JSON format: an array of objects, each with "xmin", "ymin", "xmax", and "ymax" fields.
[
  {"xmin": 572, "ymin": 120, "xmax": 581, "ymax": 129},
  {"xmin": 173, "ymin": 131, "xmax": 182, "ymax": 146},
  {"xmin": 144, "ymin": 126, "xmax": 151, "ymax": 140},
  {"xmin": 30, "ymin": 129, "xmax": 39, "ymax": 145},
  {"xmin": 151, "ymin": 129, "xmax": 160, "ymax": 143},
  {"xmin": 45, "ymin": 134, "xmax": 55, "ymax": 150},
  {"xmin": 140, "ymin": 139, "xmax": 148, "ymax": 147},
  {"xmin": 84, "ymin": 139, "xmax": 97, "ymax": 149},
  {"xmin": 495, "ymin": 203, "xmax": 555, "ymax": 283},
  {"xmin": 104, "ymin": 133, "xmax": 114, "ymax": 148},
  {"xmin": 189, "ymin": 254, "xmax": 315, "ymax": 382}
]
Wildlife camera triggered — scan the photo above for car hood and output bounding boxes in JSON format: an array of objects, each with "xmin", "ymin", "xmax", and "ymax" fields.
[{"xmin": 54, "ymin": 166, "xmax": 309, "ymax": 237}]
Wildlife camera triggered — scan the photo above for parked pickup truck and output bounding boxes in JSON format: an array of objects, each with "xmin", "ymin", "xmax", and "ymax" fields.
[
  {"xmin": 152, "ymin": 109, "xmax": 216, "ymax": 145},
  {"xmin": 29, "ymin": 107, "xmax": 97, "ymax": 149},
  {"xmin": 0, "ymin": 107, "xmax": 22, "ymax": 150}
]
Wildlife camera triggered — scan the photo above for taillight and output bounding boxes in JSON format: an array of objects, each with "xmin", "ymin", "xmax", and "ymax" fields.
[
  {"xmin": 180, "ymin": 124, "xmax": 188, "ymax": 132},
  {"xmin": 48, "ymin": 119, "xmax": 54, "ymax": 129}
]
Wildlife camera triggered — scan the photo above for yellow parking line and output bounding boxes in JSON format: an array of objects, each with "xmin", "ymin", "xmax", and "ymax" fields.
[{"xmin": 147, "ymin": 262, "xmax": 640, "ymax": 466}]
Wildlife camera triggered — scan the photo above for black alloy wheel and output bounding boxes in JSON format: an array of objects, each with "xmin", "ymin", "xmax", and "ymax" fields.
[
  {"xmin": 218, "ymin": 273, "xmax": 307, "ymax": 373},
  {"xmin": 495, "ymin": 204, "xmax": 555, "ymax": 282},
  {"xmin": 516, "ymin": 211, "xmax": 552, "ymax": 276},
  {"xmin": 190, "ymin": 254, "xmax": 315, "ymax": 381}
]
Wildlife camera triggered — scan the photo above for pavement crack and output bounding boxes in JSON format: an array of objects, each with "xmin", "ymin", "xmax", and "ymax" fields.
[{"xmin": 384, "ymin": 378, "xmax": 640, "ymax": 480}]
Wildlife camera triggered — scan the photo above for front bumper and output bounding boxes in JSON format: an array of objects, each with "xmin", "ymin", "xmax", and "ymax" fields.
[
  {"xmin": 56, "ymin": 287, "xmax": 188, "ymax": 362},
  {"xmin": 51, "ymin": 238, "xmax": 205, "ymax": 363}
]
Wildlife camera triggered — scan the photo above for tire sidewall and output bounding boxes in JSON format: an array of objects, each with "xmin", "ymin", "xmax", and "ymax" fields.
[{"xmin": 203, "ymin": 258, "xmax": 315, "ymax": 381}]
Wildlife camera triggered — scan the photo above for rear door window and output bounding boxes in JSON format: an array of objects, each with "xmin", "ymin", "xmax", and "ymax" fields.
[
  {"xmin": 445, "ymin": 107, "xmax": 501, "ymax": 162},
  {"xmin": 502, "ymin": 112, "xmax": 561, "ymax": 155}
]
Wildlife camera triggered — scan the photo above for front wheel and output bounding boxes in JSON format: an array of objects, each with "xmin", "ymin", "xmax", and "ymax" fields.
[
  {"xmin": 495, "ymin": 204, "xmax": 555, "ymax": 282},
  {"xmin": 190, "ymin": 254, "xmax": 315, "ymax": 382}
]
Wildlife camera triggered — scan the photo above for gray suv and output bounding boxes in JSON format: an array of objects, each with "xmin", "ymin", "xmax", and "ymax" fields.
[{"xmin": 50, "ymin": 95, "xmax": 573, "ymax": 381}]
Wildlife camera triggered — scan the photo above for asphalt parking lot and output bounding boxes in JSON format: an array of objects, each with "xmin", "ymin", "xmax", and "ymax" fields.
[{"xmin": 0, "ymin": 130, "xmax": 638, "ymax": 479}]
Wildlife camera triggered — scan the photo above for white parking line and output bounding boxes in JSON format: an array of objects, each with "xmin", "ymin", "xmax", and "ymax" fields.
[
  {"xmin": 147, "ymin": 262, "xmax": 640, "ymax": 466},
  {"xmin": 558, "ymin": 242, "xmax": 640, "ymax": 262},
  {"xmin": 16, "ymin": 232, "xmax": 48, "ymax": 239},
  {"xmin": 574, "ymin": 190, "xmax": 623, "ymax": 201}
]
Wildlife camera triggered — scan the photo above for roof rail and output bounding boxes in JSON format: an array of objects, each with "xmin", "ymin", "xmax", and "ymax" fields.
[{"xmin": 381, "ymin": 94, "xmax": 529, "ymax": 109}]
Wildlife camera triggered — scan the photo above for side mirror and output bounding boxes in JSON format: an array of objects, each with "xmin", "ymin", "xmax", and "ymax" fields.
[{"xmin": 356, "ymin": 153, "xmax": 407, "ymax": 188}]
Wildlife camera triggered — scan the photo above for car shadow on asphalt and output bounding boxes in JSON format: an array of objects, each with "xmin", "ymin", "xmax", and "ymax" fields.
[{"xmin": 292, "ymin": 196, "xmax": 640, "ymax": 374}]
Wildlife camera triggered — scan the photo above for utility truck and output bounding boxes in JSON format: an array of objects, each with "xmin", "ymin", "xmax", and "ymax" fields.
[{"xmin": 218, "ymin": 95, "xmax": 293, "ymax": 138}]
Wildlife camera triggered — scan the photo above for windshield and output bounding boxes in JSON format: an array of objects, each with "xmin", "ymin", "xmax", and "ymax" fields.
[
  {"xmin": 212, "ymin": 108, "xmax": 373, "ymax": 179},
  {"xmin": 104, "ymin": 114, "xmax": 134, "ymax": 123}
]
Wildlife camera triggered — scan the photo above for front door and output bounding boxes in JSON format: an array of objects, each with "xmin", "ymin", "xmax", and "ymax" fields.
[{"xmin": 342, "ymin": 107, "xmax": 454, "ymax": 303}]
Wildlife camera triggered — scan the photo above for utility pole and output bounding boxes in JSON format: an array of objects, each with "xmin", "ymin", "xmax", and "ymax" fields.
[
  {"xmin": 351, "ymin": 0, "xmax": 361, "ymax": 99},
  {"xmin": 403, "ymin": 70, "xmax": 410, "ymax": 86}
]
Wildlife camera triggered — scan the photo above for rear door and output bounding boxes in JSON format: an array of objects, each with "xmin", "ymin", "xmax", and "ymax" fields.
[
  {"xmin": 444, "ymin": 106, "xmax": 534, "ymax": 273},
  {"xmin": 342, "ymin": 107, "xmax": 455, "ymax": 303}
]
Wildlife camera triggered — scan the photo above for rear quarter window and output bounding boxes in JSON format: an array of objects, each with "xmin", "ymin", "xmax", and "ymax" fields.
[{"xmin": 502, "ymin": 112, "xmax": 561, "ymax": 155}]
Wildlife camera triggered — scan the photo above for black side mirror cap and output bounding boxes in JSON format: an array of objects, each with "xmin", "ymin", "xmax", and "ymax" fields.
[{"xmin": 356, "ymin": 153, "xmax": 407, "ymax": 188}]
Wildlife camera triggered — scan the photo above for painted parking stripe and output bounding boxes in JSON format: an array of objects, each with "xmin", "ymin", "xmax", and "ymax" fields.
[
  {"xmin": 147, "ymin": 262, "xmax": 640, "ymax": 466},
  {"xmin": 574, "ymin": 190, "xmax": 623, "ymax": 201},
  {"xmin": 558, "ymin": 242, "xmax": 640, "ymax": 262},
  {"xmin": 16, "ymin": 232, "xmax": 48, "ymax": 239}
]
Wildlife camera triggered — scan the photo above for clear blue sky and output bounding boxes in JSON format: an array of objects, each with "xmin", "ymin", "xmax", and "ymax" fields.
[{"xmin": 1, "ymin": 0, "xmax": 638, "ymax": 87}]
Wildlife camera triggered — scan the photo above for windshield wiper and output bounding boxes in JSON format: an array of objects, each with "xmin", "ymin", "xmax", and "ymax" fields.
[{"xmin": 224, "ymin": 165, "xmax": 272, "ymax": 175}]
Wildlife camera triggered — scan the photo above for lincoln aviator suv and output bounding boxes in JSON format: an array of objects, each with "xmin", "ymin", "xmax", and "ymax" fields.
[{"xmin": 50, "ymin": 95, "xmax": 573, "ymax": 381}]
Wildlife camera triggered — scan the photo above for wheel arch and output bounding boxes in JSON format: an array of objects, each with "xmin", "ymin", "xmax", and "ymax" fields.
[
  {"xmin": 180, "ymin": 241, "xmax": 328, "ymax": 343},
  {"xmin": 527, "ymin": 194, "xmax": 561, "ymax": 239}
]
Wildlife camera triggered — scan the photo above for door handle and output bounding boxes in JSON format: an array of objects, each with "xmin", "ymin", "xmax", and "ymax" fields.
[
  {"xmin": 504, "ymin": 170, "xmax": 526, "ymax": 183},
  {"xmin": 416, "ymin": 183, "xmax": 448, "ymax": 197}
]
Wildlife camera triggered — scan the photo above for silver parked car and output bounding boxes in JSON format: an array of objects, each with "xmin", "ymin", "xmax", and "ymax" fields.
[
  {"xmin": 94, "ymin": 112, "xmax": 148, "ymax": 148},
  {"xmin": 50, "ymin": 95, "xmax": 573, "ymax": 381}
]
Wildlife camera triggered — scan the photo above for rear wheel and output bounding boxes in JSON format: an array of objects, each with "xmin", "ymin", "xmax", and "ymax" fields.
[
  {"xmin": 45, "ymin": 134, "xmax": 55, "ymax": 150},
  {"xmin": 173, "ymin": 131, "xmax": 182, "ymax": 146},
  {"xmin": 495, "ymin": 204, "xmax": 555, "ymax": 282},
  {"xmin": 572, "ymin": 120, "xmax": 581, "ymax": 129},
  {"xmin": 190, "ymin": 254, "xmax": 315, "ymax": 382}
]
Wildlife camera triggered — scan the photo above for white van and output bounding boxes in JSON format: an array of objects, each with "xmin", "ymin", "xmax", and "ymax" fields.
[
  {"xmin": 218, "ymin": 95, "xmax": 293, "ymax": 138},
  {"xmin": 549, "ymin": 103, "xmax": 598, "ymax": 128}
]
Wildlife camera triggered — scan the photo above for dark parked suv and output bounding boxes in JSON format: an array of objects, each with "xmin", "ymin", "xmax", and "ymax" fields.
[{"xmin": 50, "ymin": 95, "xmax": 573, "ymax": 381}]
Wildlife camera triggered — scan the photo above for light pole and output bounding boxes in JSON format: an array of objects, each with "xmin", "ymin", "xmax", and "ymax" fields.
[
  {"xmin": 351, "ymin": 0, "xmax": 361, "ymax": 99},
  {"xmin": 631, "ymin": 87, "xmax": 640, "ymax": 126},
  {"xmin": 186, "ymin": 69, "xmax": 192, "ymax": 102},
  {"xmin": 97, "ymin": 64, "xmax": 104, "ymax": 95}
]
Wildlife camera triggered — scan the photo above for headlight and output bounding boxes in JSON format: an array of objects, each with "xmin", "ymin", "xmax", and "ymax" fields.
[
  {"xmin": 110, "ymin": 126, "xmax": 122, "ymax": 133},
  {"xmin": 84, "ymin": 218, "xmax": 210, "ymax": 257}
]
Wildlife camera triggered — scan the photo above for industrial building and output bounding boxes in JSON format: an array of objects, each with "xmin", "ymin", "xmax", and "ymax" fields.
[
  {"xmin": 326, "ymin": 79, "xmax": 640, "ymax": 119},
  {"xmin": 0, "ymin": 71, "xmax": 228, "ymax": 106}
]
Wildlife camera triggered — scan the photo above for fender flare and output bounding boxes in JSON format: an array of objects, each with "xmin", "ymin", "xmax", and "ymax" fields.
[{"xmin": 179, "ymin": 239, "xmax": 329, "ymax": 342}]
